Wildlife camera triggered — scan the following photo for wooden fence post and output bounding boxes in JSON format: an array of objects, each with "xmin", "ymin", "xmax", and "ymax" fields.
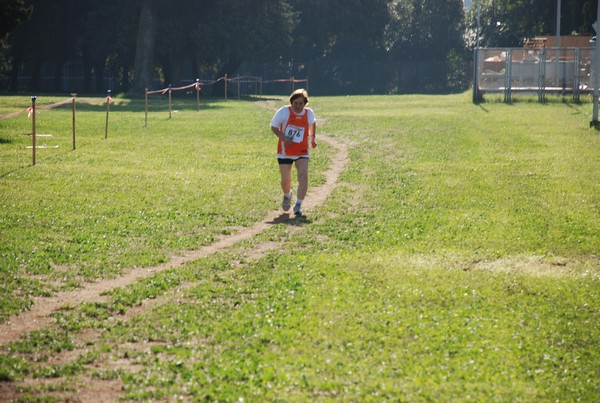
[
  {"xmin": 31, "ymin": 96, "xmax": 36, "ymax": 166},
  {"xmin": 71, "ymin": 93, "xmax": 76, "ymax": 150},
  {"xmin": 168, "ymin": 84, "xmax": 172, "ymax": 119},
  {"xmin": 105, "ymin": 90, "xmax": 111, "ymax": 139},
  {"xmin": 196, "ymin": 79, "xmax": 201, "ymax": 111}
]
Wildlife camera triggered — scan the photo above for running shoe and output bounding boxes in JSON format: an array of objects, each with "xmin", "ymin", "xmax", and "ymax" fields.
[
  {"xmin": 293, "ymin": 204, "xmax": 303, "ymax": 216},
  {"xmin": 282, "ymin": 192, "xmax": 292, "ymax": 211}
]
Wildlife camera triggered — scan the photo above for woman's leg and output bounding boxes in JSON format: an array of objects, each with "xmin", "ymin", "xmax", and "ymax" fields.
[
  {"xmin": 279, "ymin": 163, "xmax": 293, "ymax": 194},
  {"xmin": 295, "ymin": 158, "xmax": 309, "ymax": 201}
]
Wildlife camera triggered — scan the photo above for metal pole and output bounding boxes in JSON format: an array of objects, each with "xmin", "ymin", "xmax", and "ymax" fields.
[
  {"xmin": 556, "ymin": 0, "xmax": 561, "ymax": 49},
  {"xmin": 592, "ymin": 0, "xmax": 600, "ymax": 127},
  {"xmin": 555, "ymin": 0, "xmax": 561, "ymax": 87},
  {"xmin": 574, "ymin": 48, "xmax": 581, "ymax": 102},
  {"xmin": 504, "ymin": 48, "xmax": 513, "ymax": 103},
  {"xmin": 472, "ymin": 0, "xmax": 481, "ymax": 103}
]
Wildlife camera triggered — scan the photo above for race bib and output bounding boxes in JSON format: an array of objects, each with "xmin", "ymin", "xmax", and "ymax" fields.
[{"xmin": 284, "ymin": 124, "xmax": 305, "ymax": 143}]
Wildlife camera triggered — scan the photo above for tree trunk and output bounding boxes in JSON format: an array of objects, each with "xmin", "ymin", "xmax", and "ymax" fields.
[
  {"xmin": 82, "ymin": 50, "xmax": 92, "ymax": 93},
  {"xmin": 95, "ymin": 62, "xmax": 105, "ymax": 93},
  {"xmin": 120, "ymin": 65, "xmax": 130, "ymax": 93},
  {"xmin": 212, "ymin": 59, "xmax": 243, "ymax": 97},
  {"xmin": 53, "ymin": 61, "xmax": 62, "ymax": 93},
  {"xmin": 159, "ymin": 55, "xmax": 171, "ymax": 87},
  {"xmin": 83, "ymin": 67, "xmax": 92, "ymax": 93},
  {"xmin": 131, "ymin": 0, "xmax": 158, "ymax": 94},
  {"xmin": 31, "ymin": 58, "xmax": 42, "ymax": 92},
  {"xmin": 169, "ymin": 52, "xmax": 184, "ymax": 87},
  {"xmin": 190, "ymin": 53, "xmax": 199, "ymax": 80},
  {"xmin": 9, "ymin": 52, "xmax": 22, "ymax": 91}
]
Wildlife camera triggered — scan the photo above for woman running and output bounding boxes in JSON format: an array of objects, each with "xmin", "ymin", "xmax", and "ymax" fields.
[{"xmin": 270, "ymin": 88, "xmax": 317, "ymax": 216}]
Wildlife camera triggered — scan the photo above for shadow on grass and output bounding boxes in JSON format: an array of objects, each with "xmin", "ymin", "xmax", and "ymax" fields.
[
  {"xmin": 267, "ymin": 213, "xmax": 312, "ymax": 226},
  {"xmin": 476, "ymin": 104, "xmax": 490, "ymax": 113},
  {"xmin": 0, "ymin": 166, "xmax": 28, "ymax": 178},
  {"xmin": 0, "ymin": 93, "xmax": 231, "ymax": 113}
]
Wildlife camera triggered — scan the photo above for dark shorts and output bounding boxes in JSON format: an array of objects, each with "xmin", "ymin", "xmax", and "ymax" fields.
[{"xmin": 277, "ymin": 157, "xmax": 309, "ymax": 165}]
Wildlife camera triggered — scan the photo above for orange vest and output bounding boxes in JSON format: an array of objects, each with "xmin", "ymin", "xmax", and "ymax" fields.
[{"xmin": 277, "ymin": 107, "xmax": 310, "ymax": 157}]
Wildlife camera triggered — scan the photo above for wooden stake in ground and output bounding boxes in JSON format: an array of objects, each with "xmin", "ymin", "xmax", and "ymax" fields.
[
  {"xmin": 196, "ymin": 79, "xmax": 201, "ymax": 111},
  {"xmin": 105, "ymin": 90, "xmax": 111, "ymax": 139},
  {"xmin": 71, "ymin": 93, "xmax": 76, "ymax": 150},
  {"xmin": 31, "ymin": 96, "xmax": 36, "ymax": 166},
  {"xmin": 168, "ymin": 84, "xmax": 172, "ymax": 119},
  {"xmin": 144, "ymin": 89, "xmax": 148, "ymax": 127}
]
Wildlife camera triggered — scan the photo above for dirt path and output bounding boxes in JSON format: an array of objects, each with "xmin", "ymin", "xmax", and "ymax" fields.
[{"xmin": 0, "ymin": 134, "xmax": 348, "ymax": 346}]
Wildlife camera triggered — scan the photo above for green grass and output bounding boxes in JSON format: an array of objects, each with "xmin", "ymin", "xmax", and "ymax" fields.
[
  {"xmin": 0, "ymin": 92, "xmax": 599, "ymax": 400},
  {"xmin": 0, "ymin": 94, "xmax": 321, "ymax": 317}
]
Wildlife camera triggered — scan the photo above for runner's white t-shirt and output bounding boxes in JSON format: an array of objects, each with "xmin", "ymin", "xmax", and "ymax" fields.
[
  {"xmin": 270, "ymin": 107, "xmax": 316, "ymax": 131},
  {"xmin": 270, "ymin": 106, "xmax": 316, "ymax": 159}
]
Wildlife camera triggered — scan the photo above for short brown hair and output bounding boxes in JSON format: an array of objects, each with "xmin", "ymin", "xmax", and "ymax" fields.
[{"xmin": 289, "ymin": 88, "xmax": 309, "ymax": 105}]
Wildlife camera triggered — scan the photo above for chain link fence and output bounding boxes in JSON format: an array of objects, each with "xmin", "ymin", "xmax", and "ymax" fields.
[{"xmin": 475, "ymin": 47, "xmax": 594, "ymax": 102}]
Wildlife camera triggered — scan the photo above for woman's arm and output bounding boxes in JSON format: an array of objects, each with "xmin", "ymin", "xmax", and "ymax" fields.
[{"xmin": 271, "ymin": 125, "xmax": 281, "ymax": 138}]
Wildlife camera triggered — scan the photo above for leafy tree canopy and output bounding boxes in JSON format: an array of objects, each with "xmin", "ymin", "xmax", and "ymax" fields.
[
  {"xmin": 1, "ymin": 0, "xmax": 596, "ymax": 93},
  {"xmin": 466, "ymin": 0, "xmax": 596, "ymax": 48}
]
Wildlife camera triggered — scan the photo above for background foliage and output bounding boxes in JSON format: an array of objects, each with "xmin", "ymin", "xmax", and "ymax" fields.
[{"xmin": 0, "ymin": 0, "xmax": 596, "ymax": 94}]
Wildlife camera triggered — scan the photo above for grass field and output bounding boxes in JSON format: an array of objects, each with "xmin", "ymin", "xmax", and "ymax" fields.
[{"xmin": 0, "ymin": 92, "xmax": 599, "ymax": 400}]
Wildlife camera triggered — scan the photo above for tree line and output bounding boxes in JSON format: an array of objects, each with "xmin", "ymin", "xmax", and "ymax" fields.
[{"xmin": 0, "ymin": 0, "xmax": 596, "ymax": 95}]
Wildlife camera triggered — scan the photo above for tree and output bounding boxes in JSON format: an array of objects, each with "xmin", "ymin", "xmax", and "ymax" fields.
[
  {"xmin": 131, "ymin": 0, "xmax": 158, "ymax": 93},
  {"xmin": 153, "ymin": 0, "xmax": 202, "ymax": 87},
  {"xmin": 0, "ymin": 0, "xmax": 31, "ymax": 39},
  {"xmin": 385, "ymin": 0, "xmax": 465, "ymax": 60},
  {"xmin": 129, "ymin": 0, "xmax": 295, "ymax": 94},
  {"xmin": 191, "ymin": 0, "xmax": 295, "ymax": 95},
  {"xmin": 4, "ymin": 0, "xmax": 594, "ymax": 94},
  {"xmin": 385, "ymin": 0, "xmax": 467, "ymax": 90},
  {"xmin": 287, "ymin": 0, "xmax": 390, "ymax": 93},
  {"xmin": 0, "ymin": 0, "xmax": 31, "ymax": 84},
  {"xmin": 7, "ymin": 0, "xmax": 86, "ymax": 91},
  {"xmin": 466, "ymin": 0, "xmax": 597, "ymax": 48},
  {"xmin": 290, "ymin": 0, "xmax": 389, "ymax": 61},
  {"xmin": 80, "ymin": 1, "xmax": 139, "ymax": 93}
]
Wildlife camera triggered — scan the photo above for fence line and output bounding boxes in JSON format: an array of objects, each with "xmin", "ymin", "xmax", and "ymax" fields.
[
  {"xmin": 2, "ymin": 75, "xmax": 309, "ymax": 164},
  {"xmin": 1, "ymin": 94, "xmax": 112, "ymax": 166},
  {"xmin": 475, "ymin": 47, "xmax": 594, "ymax": 102},
  {"xmin": 145, "ymin": 81, "xmax": 201, "ymax": 125},
  {"xmin": 144, "ymin": 76, "xmax": 308, "ymax": 125},
  {"xmin": 0, "ymin": 107, "xmax": 30, "ymax": 120}
]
